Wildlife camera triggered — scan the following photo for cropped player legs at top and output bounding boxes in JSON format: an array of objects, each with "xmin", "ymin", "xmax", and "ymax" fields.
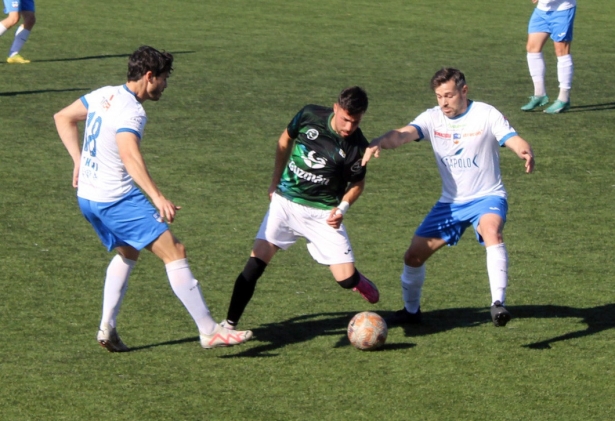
[
  {"xmin": 526, "ymin": 33, "xmax": 572, "ymax": 104},
  {"xmin": 0, "ymin": 10, "xmax": 36, "ymax": 63}
]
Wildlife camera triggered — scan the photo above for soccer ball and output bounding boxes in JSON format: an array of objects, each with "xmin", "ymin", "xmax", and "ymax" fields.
[{"xmin": 347, "ymin": 311, "xmax": 387, "ymax": 350}]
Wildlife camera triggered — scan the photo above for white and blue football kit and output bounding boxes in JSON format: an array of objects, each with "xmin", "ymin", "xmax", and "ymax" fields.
[
  {"xmin": 77, "ymin": 85, "xmax": 168, "ymax": 251},
  {"xmin": 529, "ymin": 0, "xmax": 577, "ymax": 42},
  {"xmin": 410, "ymin": 100, "xmax": 516, "ymax": 245},
  {"xmin": 3, "ymin": 0, "xmax": 35, "ymax": 14}
]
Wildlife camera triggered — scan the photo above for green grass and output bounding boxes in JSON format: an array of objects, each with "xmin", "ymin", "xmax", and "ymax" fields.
[{"xmin": 1, "ymin": 0, "xmax": 615, "ymax": 419}]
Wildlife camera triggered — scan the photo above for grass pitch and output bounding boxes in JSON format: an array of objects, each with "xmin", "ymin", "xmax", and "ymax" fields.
[{"xmin": 1, "ymin": 0, "xmax": 614, "ymax": 420}]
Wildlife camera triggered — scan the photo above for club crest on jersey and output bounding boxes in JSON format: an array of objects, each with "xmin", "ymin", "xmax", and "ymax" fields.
[
  {"xmin": 306, "ymin": 129, "xmax": 319, "ymax": 140},
  {"xmin": 302, "ymin": 150, "xmax": 326, "ymax": 169}
]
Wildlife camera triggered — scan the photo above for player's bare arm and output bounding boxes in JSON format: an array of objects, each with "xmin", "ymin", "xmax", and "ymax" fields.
[
  {"xmin": 116, "ymin": 132, "xmax": 180, "ymax": 223},
  {"xmin": 362, "ymin": 125, "xmax": 420, "ymax": 166},
  {"xmin": 54, "ymin": 100, "xmax": 88, "ymax": 188},
  {"xmin": 504, "ymin": 135, "xmax": 535, "ymax": 174},
  {"xmin": 269, "ymin": 129, "xmax": 295, "ymax": 199},
  {"xmin": 327, "ymin": 179, "xmax": 365, "ymax": 229}
]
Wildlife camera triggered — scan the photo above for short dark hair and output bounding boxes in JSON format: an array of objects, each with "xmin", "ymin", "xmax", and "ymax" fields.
[
  {"xmin": 430, "ymin": 68, "xmax": 466, "ymax": 91},
  {"xmin": 127, "ymin": 46, "xmax": 174, "ymax": 81},
  {"xmin": 337, "ymin": 86, "xmax": 368, "ymax": 116}
]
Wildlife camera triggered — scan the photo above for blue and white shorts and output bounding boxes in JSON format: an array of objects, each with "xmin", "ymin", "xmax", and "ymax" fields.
[
  {"xmin": 415, "ymin": 195, "xmax": 508, "ymax": 246},
  {"xmin": 4, "ymin": 0, "xmax": 35, "ymax": 14},
  {"xmin": 78, "ymin": 188, "xmax": 169, "ymax": 251},
  {"xmin": 528, "ymin": 7, "xmax": 576, "ymax": 42}
]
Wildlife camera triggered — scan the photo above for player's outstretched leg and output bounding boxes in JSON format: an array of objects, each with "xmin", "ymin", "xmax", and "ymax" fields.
[
  {"xmin": 352, "ymin": 271, "xmax": 379, "ymax": 304},
  {"xmin": 200, "ymin": 324, "xmax": 253, "ymax": 349}
]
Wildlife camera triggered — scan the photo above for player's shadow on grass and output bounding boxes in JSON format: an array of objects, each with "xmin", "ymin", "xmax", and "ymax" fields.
[
  {"xmin": 220, "ymin": 311, "xmax": 415, "ymax": 358},
  {"xmin": 568, "ymin": 102, "xmax": 615, "ymax": 112},
  {"xmin": 32, "ymin": 50, "xmax": 196, "ymax": 63},
  {"xmin": 388, "ymin": 304, "xmax": 615, "ymax": 350},
  {"xmin": 0, "ymin": 88, "xmax": 90, "ymax": 97}
]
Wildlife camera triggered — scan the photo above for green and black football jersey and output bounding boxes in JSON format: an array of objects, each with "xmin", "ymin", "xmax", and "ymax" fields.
[{"xmin": 276, "ymin": 104, "xmax": 368, "ymax": 210}]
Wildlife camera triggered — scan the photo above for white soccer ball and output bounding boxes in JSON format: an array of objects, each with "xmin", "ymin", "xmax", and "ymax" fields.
[{"xmin": 347, "ymin": 311, "xmax": 387, "ymax": 350}]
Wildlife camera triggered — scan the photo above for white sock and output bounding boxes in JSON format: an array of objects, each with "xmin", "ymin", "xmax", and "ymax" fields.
[
  {"xmin": 100, "ymin": 254, "xmax": 136, "ymax": 329},
  {"xmin": 401, "ymin": 264, "xmax": 426, "ymax": 314},
  {"xmin": 9, "ymin": 26, "xmax": 29, "ymax": 57},
  {"xmin": 486, "ymin": 243, "xmax": 508, "ymax": 305},
  {"xmin": 166, "ymin": 258, "xmax": 217, "ymax": 335},
  {"xmin": 557, "ymin": 54, "xmax": 573, "ymax": 102},
  {"xmin": 527, "ymin": 52, "xmax": 546, "ymax": 96},
  {"xmin": 0, "ymin": 24, "xmax": 7, "ymax": 37}
]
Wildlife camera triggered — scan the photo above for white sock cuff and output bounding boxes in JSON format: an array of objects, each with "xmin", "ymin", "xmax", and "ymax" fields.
[
  {"xmin": 401, "ymin": 264, "xmax": 425, "ymax": 283},
  {"xmin": 527, "ymin": 52, "xmax": 543, "ymax": 60},
  {"xmin": 486, "ymin": 243, "xmax": 507, "ymax": 257},
  {"xmin": 165, "ymin": 258, "xmax": 190, "ymax": 272},
  {"xmin": 116, "ymin": 254, "xmax": 137, "ymax": 267},
  {"xmin": 557, "ymin": 54, "xmax": 573, "ymax": 64}
]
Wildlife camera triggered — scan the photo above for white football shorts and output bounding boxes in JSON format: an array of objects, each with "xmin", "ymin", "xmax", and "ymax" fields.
[{"xmin": 256, "ymin": 193, "xmax": 355, "ymax": 265}]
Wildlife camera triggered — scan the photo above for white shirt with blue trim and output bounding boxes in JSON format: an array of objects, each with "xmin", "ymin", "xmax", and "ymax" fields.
[
  {"xmin": 77, "ymin": 85, "xmax": 147, "ymax": 202},
  {"xmin": 410, "ymin": 101, "xmax": 516, "ymax": 204},
  {"xmin": 536, "ymin": 0, "xmax": 576, "ymax": 12}
]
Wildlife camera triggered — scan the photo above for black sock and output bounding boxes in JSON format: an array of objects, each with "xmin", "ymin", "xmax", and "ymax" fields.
[
  {"xmin": 337, "ymin": 269, "xmax": 360, "ymax": 289},
  {"xmin": 226, "ymin": 257, "xmax": 267, "ymax": 324}
]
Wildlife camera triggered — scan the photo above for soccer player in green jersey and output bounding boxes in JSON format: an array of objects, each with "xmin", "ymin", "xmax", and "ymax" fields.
[{"xmin": 222, "ymin": 86, "xmax": 379, "ymax": 330}]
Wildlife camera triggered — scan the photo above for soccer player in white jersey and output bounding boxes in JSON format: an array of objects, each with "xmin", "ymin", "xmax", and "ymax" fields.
[
  {"xmin": 0, "ymin": 0, "xmax": 35, "ymax": 63},
  {"xmin": 54, "ymin": 46, "xmax": 252, "ymax": 351},
  {"xmin": 362, "ymin": 68, "xmax": 535, "ymax": 327},
  {"xmin": 521, "ymin": 0, "xmax": 577, "ymax": 114}
]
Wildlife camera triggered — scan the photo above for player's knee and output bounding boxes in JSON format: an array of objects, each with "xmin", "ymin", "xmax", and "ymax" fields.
[
  {"xmin": 480, "ymin": 226, "xmax": 502, "ymax": 243},
  {"xmin": 3, "ymin": 14, "xmax": 20, "ymax": 27},
  {"xmin": 173, "ymin": 241, "xmax": 187, "ymax": 259},
  {"xmin": 242, "ymin": 256, "xmax": 267, "ymax": 282},
  {"xmin": 23, "ymin": 15, "xmax": 36, "ymax": 28},
  {"xmin": 404, "ymin": 250, "xmax": 425, "ymax": 267}
]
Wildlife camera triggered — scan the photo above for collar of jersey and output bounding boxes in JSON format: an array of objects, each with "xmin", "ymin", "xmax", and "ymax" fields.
[
  {"xmin": 122, "ymin": 84, "xmax": 139, "ymax": 99},
  {"xmin": 327, "ymin": 112, "xmax": 341, "ymax": 139},
  {"xmin": 448, "ymin": 100, "xmax": 474, "ymax": 120}
]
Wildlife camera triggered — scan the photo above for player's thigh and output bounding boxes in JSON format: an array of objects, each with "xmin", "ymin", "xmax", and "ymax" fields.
[
  {"xmin": 415, "ymin": 201, "xmax": 469, "ymax": 247},
  {"xmin": 116, "ymin": 245, "xmax": 140, "ymax": 261},
  {"xmin": 405, "ymin": 235, "xmax": 447, "ymax": 267},
  {"xmin": 304, "ymin": 217, "xmax": 355, "ymax": 266},
  {"xmin": 255, "ymin": 195, "xmax": 299, "ymax": 251},
  {"xmin": 21, "ymin": 10, "xmax": 34, "ymax": 28},
  {"xmin": 526, "ymin": 32, "xmax": 550, "ymax": 53}
]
